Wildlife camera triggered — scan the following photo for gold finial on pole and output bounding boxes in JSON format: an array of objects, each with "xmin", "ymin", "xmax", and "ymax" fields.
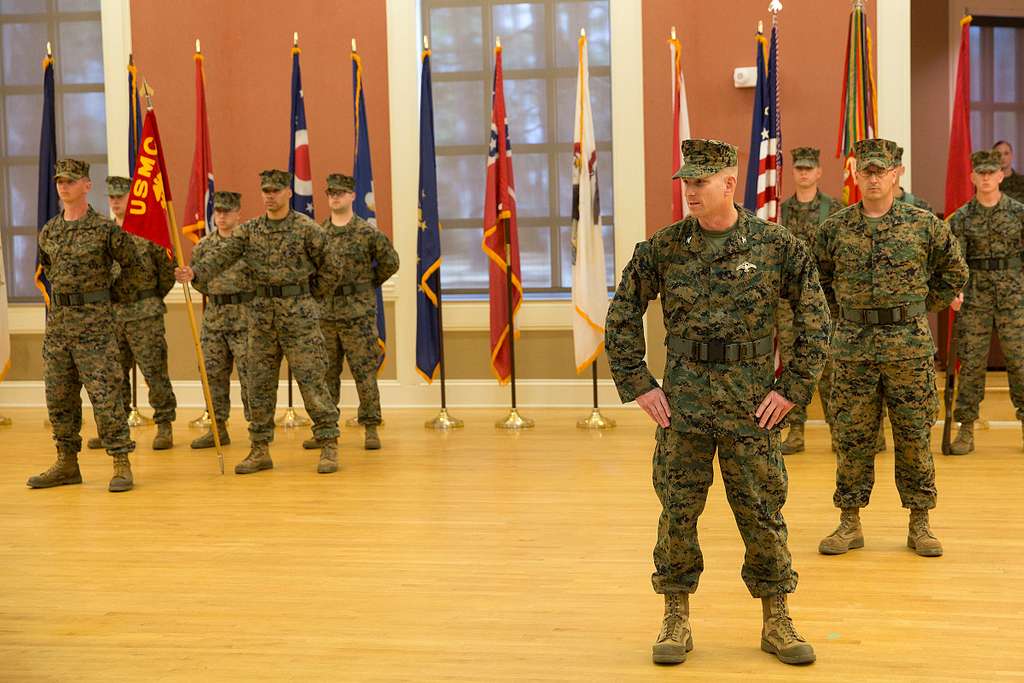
[
  {"xmin": 769, "ymin": 0, "xmax": 783, "ymax": 14},
  {"xmin": 141, "ymin": 78, "xmax": 155, "ymax": 108},
  {"xmin": 352, "ymin": 38, "xmax": 357, "ymax": 52},
  {"xmin": 424, "ymin": 35, "xmax": 429, "ymax": 50},
  {"xmin": 671, "ymin": 26, "xmax": 677, "ymax": 40},
  {"xmin": 496, "ymin": 36, "xmax": 501, "ymax": 49},
  {"xmin": 46, "ymin": 41, "xmax": 52, "ymax": 57},
  {"xmin": 293, "ymin": 32, "xmax": 299, "ymax": 47},
  {"xmin": 580, "ymin": 28, "xmax": 585, "ymax": 38},
  {"xmin": 195, "ymin": 38, "xmax": 201, "ymax": 53},
  {"xmin": 758, "ymin": 20, "xmax": 764, "ymax": 33}
]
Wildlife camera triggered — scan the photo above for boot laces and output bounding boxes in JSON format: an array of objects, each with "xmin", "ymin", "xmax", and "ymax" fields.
[
  {"xmin": 658, "ymin": 595, "xmax": 685, "ymax": 642},
  {"xmin": 771, "ymin": 596, "xmax": 803, "ymax": 642}
]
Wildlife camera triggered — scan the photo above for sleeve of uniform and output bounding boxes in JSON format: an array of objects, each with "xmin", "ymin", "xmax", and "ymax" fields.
[
  {"xmin": 154, "ymin": 242, "xmax": 176, "ymax": 298},
  {"xmin": 189, "ymin": 239, "xmax": 209, "ymax": 295},
  {"xmin": 948, "ymin": 210, "xmax": 968, "ymax": 261},
  {"xmin": 372, "ymin": 231, "xmax": 400, "ymax": 287},
  {"xmin": 925, "ymin": 215, "xmax": 969, "ymax": 312},
  {"xmin": 108, "ymin": 223, "xmax": 142, "ymax": 272},
  {"xmin": 193, "ymin": 222, "xmax": 248, "ymax": 285},
  {"xmin": 303, "ymin": 218, "xmax": 329, "ymax": 271},
  {"xmin": 812, "ymin": 217, "xmax": 839, "ymax": 315},
  {"xmin": 605, "ymin": 240, "xmax": 661, "ymax": 403},
  {"xmin": 776, "ymin": 235, "xmax": 830, "ymax": 407}
]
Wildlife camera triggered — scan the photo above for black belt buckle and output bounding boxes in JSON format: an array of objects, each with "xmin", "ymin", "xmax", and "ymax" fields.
[{"xmin": 704, "ymin": 341, "xmax": 726, "ymax": 363}]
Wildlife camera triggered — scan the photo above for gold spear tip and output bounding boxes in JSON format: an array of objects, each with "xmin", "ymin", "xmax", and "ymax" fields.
[
  {"xmin": 671, "ymin": 26, "xmax": 677, "ymax": 40},
  {"xmin": 46, "ymin": 41, "xmax": 52, "ymax": 56},
  {"xmin": 758, "ymin": 20, "xmax": 764, "ymax": 33},
  {"xmin": 195, "ymin": 38, "xmax": 201, "ymax": 53},
  {"xmin": 580, "ymin": 28, "xmax": 585, "ymax": 38},
  {"xmin": 423, "ymin": 35, "xmax": 429, "ymax": 50},
  {"xmin": 351, "ymin": 37, "xmax": 357, "ymax": 52},
  {"xmin": 293, "ymin": 31, "xmax": 298, "ymax": 47},
  {"xmin": 496, "ymin": 35, "xmax": 501, "ymax": 49}
]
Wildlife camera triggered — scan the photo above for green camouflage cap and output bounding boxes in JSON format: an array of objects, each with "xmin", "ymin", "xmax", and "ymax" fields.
[
  {"xmin": 213, "ymin": 191, "xmax": 242, "ymax": 211},
  {"xmin": 971, "ymin": 149, "xmax": 1002, "ymax": 173},
  {"xmin": 326, "ymin": 173, "xmax": 356, "ymax": 193},
  {"xmin": 672, "ymin": 139, "xmax": 738, "ymax": 179},
  {"xmin": 105, "ymin": 175, "xmax": 131, "ymax": 196},
  {"xmin": 895, "ymin": 146, "xmax": 906, "ymax": 165},
  {"xmin": 259, "ymin": 169, "xmax": 292, "ymax": 191},
  {"xmin": 853, "ymin": 138, "xmax": 899, "ymax": 170},
  {"xmin": 791, "ymin": 147, "xmax": 821, "ymax": 168},
  {"xmin": 53, "ymin": 158, "xmax": 90, "ymax": 180}
]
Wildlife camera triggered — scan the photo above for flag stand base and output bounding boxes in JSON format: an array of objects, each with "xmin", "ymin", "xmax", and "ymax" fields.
[
  {"xmin": 576, "ymin": 408, "xmax": 616, "ymax": 430},
  {"xmin": 127, "ymin": 407, "xmax": 154, "ymax": 427},
  {"xmin": 276, "ymin": 407, "xmax": 310, "ymax": 428},
  {"xmin": 346, "ymin": 417, "xmax": 386, "ymax": 429},
  {"xmin": 0, "ymin": 415, "xmax": 11, "ymax": 426},
  {"xmin": 189, "ymin": 411, "xmax": 211, "ymax": 428},
  {"xmin": 495, "ymin": 408, "xmax": 534, "ymax": 430},
  {"xmin": 425, "ymin": 408, "xmax": 464, "ymax": 430}
]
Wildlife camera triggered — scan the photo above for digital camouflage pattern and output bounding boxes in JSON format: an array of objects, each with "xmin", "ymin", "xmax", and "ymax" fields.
[
  {"xmin": 53, "ymin": 158, "xmax": 89, "ymax": 180},
  {"xmin": 897, "ymin": 189, "xmax": 936, "ymax": 215},
  {"xmin": 191, "ymin": 209, "xmax": 339, "ymax": 444},
  {"xmin": 37, "ymin": 206, "xmax": 138, "ymax": 456},
  {"xmin": 971, "ymin": 150, "xmax": 1002, "ymax": 172},
  {"xmin": 673, "ymin": 139, "xmax": 738, "ymax": 179},
  {"xmin": 1000, "ymin": 170, "xmax": 1024, "ymax": 205},
  {"xmin": 950, "ymin": 194, "xmax": 1024, "ymax": 423},
  {"xmin": 212, "ymin": 191, "xmax": 241, "ymax": 211},
  {"xmin": 777, "ymin": 191, "xmax": 842, "ymax": 423},
  {"xmin": 790, "ymin": 147, "xmax": 820, "ymax": 168},
  {"xmin": 259, "ymin": 169, "xmax": 291, "ymax": 191},
  {"xmin": 191, "ymin": 231, "xmax": 254, "ymax": 424},
  {"xmin": 326, "ymin": 174, "xmax": 356, "ymax": 193},
  {"xmin": 814, "ymin": 200, "xmax": 967, "ymax": 511},
  {"xmin": 314, "ymin": 214, "xmax": 399, "ymax": 426},
  {"xmin": 105, "ymin": 175, "xmax": 131, "ymax": 196},
  {"xmin": 854, "ymin": 138, "xmax": 898, "ymax": 170},
  {"xmin": 652, "ymin": 426, "xmax": 796, "ymax": 597}
]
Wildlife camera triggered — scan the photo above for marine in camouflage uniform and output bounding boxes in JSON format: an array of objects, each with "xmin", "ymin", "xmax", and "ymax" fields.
[
  {"xmin": 994, "ymin": 141, "xmax": 1024, "ymax": 205},
  {"xmin": 182, "ymin": 169, "xmax": 341, "ymax": 475},
  {"xmin": 87, "ymin": 175, "xmax": 177, "ymax": 451},
  {"xmin": 302, "ymin": 174, "xmax": 399, "ymax": 451},
  {"xmin": 895, "ymin": 146, "xmax": 937, "ymax": 214},
  {"xmin": 948, "ymin": 150, "xmax": 1024, "ymax": 454},
  {"xmin": 776, "ymin": 147, "xmax": 842, "ymax": 454},
  {"xmin": 813, "ymin": 139, "xmax": 968, "ymax": 558},
  {"xmin": 606, "ymin": 139, "xmax": 828, "ymax": 667},
  {"xmin": 28, "ymin": 159, "xmax": 139, "ymax": 492},
  {"xmin": 188, "ymin": 191, "xmax": 253, "ymax": 449}
]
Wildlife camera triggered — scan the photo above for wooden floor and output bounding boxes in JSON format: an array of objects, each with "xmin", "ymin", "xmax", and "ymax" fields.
[{"xmin": 0, "ymin": 405, "xmax": 1022, "ymax": 682}]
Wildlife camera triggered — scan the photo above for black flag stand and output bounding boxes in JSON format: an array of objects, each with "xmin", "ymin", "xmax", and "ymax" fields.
[
  {"xmin": 495, "ymin": 219, "xmax": 533, "ymax": 429},
  {"xmin": 577, "ymin": 360, "xmax": 616, "ymax": 429},
  {"xmin": 126, "ymin": 363, "xmax": 154, "ymax": 426},
  {"xmin": 425, "ymin": 269, "xmax": 463, "ymax": 429},
  {"xmin": 276, "ymin": 365, "xmax": 310, "ymax": 428}
]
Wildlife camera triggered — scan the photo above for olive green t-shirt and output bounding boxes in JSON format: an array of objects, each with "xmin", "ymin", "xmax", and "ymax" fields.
[{"xmin": 700, "ymin": 221, "xmax": 738, "ymax": 254}]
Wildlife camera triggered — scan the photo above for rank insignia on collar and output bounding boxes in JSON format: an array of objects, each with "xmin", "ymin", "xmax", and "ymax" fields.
[{"xmin": 737, "ymin": 261, "xmax": 757, "ymax": 273}]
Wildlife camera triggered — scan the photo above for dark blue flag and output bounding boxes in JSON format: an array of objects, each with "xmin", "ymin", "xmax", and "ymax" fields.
[
  {"xmin": 289, "ymin": 46, "xmax": 314, "ymax": 217},
  {"xmin": 352, "ymin": 50, "xmax": 387, "ymax": 371},
  {"xmin": 416, "ymin": 49, "xmax": 442, "ymax": 382},
  {"xmin": 128, "ymin": 59, "xmax": 143, "ymax": 171},
  {"xmin": 35, "ymin": 55, "xmax": 57, "ymax": 306}
]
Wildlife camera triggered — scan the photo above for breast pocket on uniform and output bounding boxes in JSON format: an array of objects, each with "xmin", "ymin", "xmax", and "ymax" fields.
[{"xmin": 663, "ymin": 263, "xmax": 700, "ymax": 324}]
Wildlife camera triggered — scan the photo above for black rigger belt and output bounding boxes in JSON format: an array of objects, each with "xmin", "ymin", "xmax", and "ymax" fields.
[
  {"xmin": 254, "ymin": 282, "xmax": 310, "ymax": 298},
  {"xmin": 840, "ymin": 301, "xmax": 927, "ymax": 325},
  {"xmin": 667, "ymin": 334, "xmax": 773, "ymax": 363},
  {"xmin": 52, "ymin": 288, "xmax": 111, "ymax": 306},
  {"xmin": 967, "ymin": 255, "xmax": 1023, "ymax": 271},
  {"xmin": 333, "ymin": 281, "xmax": 374, "ymax": 296},
  {"xmin": 209, "ymin": 292, "xmax": 255, "ymax": 305}
]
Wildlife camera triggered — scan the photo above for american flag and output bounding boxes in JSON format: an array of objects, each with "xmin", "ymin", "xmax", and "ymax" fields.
[{"xmin": 743, "ymin": 23, "xmax": 781, "ymax": 222}]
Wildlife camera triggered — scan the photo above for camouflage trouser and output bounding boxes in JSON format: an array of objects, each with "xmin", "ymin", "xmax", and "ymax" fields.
[
  {"xmin": 652, "ymin": 427, "xmax": 797, "ymax": 598},
  {"xmin": 246, "ymin": 297, "xmax": 340, "ymax": 444},
  {"xmin": 953, "ymin": 299, "xmax": 1024, "ymax": 423},
  {"xmin": 777, "ymin": 304, "xmax": 832, "ymax": 424},
  {"xmin": 116, "ymin": 314, "xmax": 177, "ymax": 424},
  {"xmin": 201, "ymin": 324, "xmax": 251, "ymax": 425},
  {"xmin": 321, "ymin": 316, "xmax": 383, "ymax": 426},
  {"xmin": 44, "ymin": 315, "xmax": 134, "ymax": 456},
  {"xmin": 831, "ymin": 356, "xmax": 938, "ymax": 510}
]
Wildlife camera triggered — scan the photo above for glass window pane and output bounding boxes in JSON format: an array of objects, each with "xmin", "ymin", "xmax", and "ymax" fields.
[
  {"xmin": 504, "ymin": 78, "xmax": 547, "ymax": 144},
  {"xmin": 493, "ymin": 3, "xmax": 546, "ymax": 69},
  {"xmin": 85, "ymin": 161, "xmax": 108, "ymax": 212},
  {"xmin": 558, "ymin": 223, "xmax": 614, "ymax": 289},
  {"xmin": 429, "ymin": 6, "xmax": 483, "ymax": 73},
  {"xmin": 2, "ymin": 22, "xmax": 48, "ymax": 86},
  {"xmin": 518, "ymin": 225, "xmax": 552, "ymax": 288},
  {"xmin": 970, "ymin": 110, "xmax": 983, "ymax": 151},
  {"xmin": 436, "ymin": 155, "xmax": 485, "ymax": 219},
  {"xmin": 993, "ymin": 27, "xmax": 1016, "ymax": 103},
  {"xmin": 0, "ymin": 0, "xmax": 47, "ymax": 13},
  {"xmin": 993, "ymin": 112, "xmax": 1017, "ymax": 152},
  {"xmin": 554, "ymin": 1, "xmax": 611, "ymax": 68},
  {"xmin": 558, "ymin": 149, "xmax": 612, "ymax": 216},
  {"xmin": 8, "ymin": 164, "xmax": 38, "ymax": 226},
  {"xmin": 58, "ymin": 20, "xmax": 104, "ymax": 84},
  {"xmin": 11, "ymin": 232, "xmax": 44, "ymax": 300},
  {"xmin": 57, "ymin": 0, "xmax": 100, "ymax": 9},
  {"xmin": 970, "ymin": 26, "xmax": 982, "ymax": 102},
  {"xmin": 440, "ymin": 227, "xmax": 488, "ymax": 290},
  {"xmin": 555, "ymin": 75, "xmax": 611, "ymax": 144},
  {"xmin": 511, "ymin": 153, "xmax": 549, "ymax": 217},
  {"xmin": 4, "ymin": 94, "xmax": 43, "ymax": 156},
  {"xmin": 434, "ymin": 80, "xmax": 486, "ymax": 146},
  {"xmin": 62, "ymin": 91, "xmax": 107, "ymax": 155}
]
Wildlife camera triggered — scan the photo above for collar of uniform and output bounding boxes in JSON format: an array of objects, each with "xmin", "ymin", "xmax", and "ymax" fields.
[
  {"xmin": 260, "ymin": 210, "xmax": 297, "ymax": 230},
  {"xmin": 322, "ymin": 215, "xmax": 360, "ymax": 233},
  {"xmin": 684, "ymin": 204, "xmax": 753, "ymax": 261},
  {"xmin": 856, "ymin": 199, "xmax": 903, "ymax": 234}
]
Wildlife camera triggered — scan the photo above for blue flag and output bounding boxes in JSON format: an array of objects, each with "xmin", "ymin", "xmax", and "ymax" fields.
[
  {"xmin": 289, "ymin": 47, "xmax": 314, "ymax": 218},
  {"xmin": 352, "ymin": 50, "xmax": 387, "ymax": 371},
  {"xmin": 128, "ymin": 59, "xmax": 143, "ymax": 171},
  {"xmin": 416, "ymin": 50, "xmax": 442, "ymax": 383},
  {"xmin": 743, "ymin": 27, "xmax": 781, "ymax": 221},
  {"xmin": 35, "ymin": 55, "xmax": 57, "ymax": 306}
]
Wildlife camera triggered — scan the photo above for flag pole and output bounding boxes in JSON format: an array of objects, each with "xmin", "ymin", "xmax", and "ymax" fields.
[
  {"xmin": 141, "ymin": 81, "xmax": 224, "ymax": 474},
  {"xmin": 126, "ymin": 364, "xmax": 153, "ymax": 426}
]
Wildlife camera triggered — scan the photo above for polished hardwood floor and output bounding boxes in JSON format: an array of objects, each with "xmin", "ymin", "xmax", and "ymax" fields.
[{"xmin": 0, "ymin": 400, "xmax": 1021, "ymax": 681}]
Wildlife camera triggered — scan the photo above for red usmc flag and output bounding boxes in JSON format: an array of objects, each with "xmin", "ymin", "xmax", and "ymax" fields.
[{"xmin": 122, "ymin": 109, "xmax": 173, "ymax": 252}]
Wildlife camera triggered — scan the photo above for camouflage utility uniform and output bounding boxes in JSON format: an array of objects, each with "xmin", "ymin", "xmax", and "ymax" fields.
[{"xmin": 999, "ymin": 169, "xmax": 1024, "ymax": 205}]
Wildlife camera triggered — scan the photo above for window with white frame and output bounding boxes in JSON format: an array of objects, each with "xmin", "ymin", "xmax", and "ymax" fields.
[
  {"xmin": 970, "ymin": 16, "xmax": 1024, "ymax": 157},
  {"xmin": 423, "ymin": 0, "xmax": 614, "ymax": 299},
  {"xmin": 1, "ymin": 0, "xmax": 108, "ymax": 303}
]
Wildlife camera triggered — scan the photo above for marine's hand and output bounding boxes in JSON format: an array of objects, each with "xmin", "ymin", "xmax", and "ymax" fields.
[
  {"xmin": 951, "ymin": 292, "xmax": 964, "ymax": 312},
  {"xmin": 174, "ymin": 266, "xmax": 194, "ymax": 283},
  {"xmin": 756, "ymin": 390, "xmax": 795, "ymax": 430},
  {"xmin": 637, "ymin": 387, "xmax": 671, "ymax": 428}
]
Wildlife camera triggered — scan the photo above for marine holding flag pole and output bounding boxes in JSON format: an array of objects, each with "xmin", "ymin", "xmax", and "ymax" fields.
[
  {"xmin": 124, "ymin": 83, "xmax": 225, "ymax": 474},
  {"xmin": 418, "ymin": 35, "xmax": 463, "ymax": 430}
]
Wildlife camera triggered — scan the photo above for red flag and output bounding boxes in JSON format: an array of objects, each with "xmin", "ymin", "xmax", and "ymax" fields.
[
  {"xmin": 481, "ymin": 44, "xmax": 522, "ymax": 385},
  {"xmin": 183, "ymin": 50, "xmax": 214, "ymax": 244},
  {"xmin": 836, "ymin": 3, "xmax": 877, "ymax": 205},
  {"xmin": 122, "ymin": 110, "xmax": 173, "ymax": 252},
  {"xmin": 945, "ymin": 15, "xmax": 973, "ymax": 217}
]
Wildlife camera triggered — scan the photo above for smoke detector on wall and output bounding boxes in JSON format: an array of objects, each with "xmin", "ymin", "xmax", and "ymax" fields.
[{"xmin": 734, "ymin": 66, "xmax": 757, "ymax": 88}]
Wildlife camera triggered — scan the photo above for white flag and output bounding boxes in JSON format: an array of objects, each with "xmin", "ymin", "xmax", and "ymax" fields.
[
  {"xmin": 0, "ymin": 240, "xmax": 10, "ymax": 384},
  {"xmin": 670, "ymin": 33, "xmax": 691, "ymax": 220},
  {"xmin": 571, "ymin": 32, "xmax": 608, "ymax": 372}
]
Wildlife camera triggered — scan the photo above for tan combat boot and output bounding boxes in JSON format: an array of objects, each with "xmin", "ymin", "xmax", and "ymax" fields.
[
  {"xmin": 318, "ymin": 441, "xmax": 339, "ymax": 474},
  {"xmin": 190, "ymin": 422, "xmax": 230, "ymax": 449},
  {"xmin": 949, "ymin": 421, "xmax": 974, "ymax": 456},
  {"xmin": 818, "ymin": 508, "xmax": 864, "ymax": 555},
  {"xmin": 108, "ymin": 454, "xmax": 133, "ymax": 492},
  {"xmin": 235, "ymin": 443, "xmax": 273, "ymax": 474},
  {"xmin": 907, "ymin": 509, "xmax": 943, "ymax": 557},
  {"xmin": 652, "ymin": 593, "xmax": 693, "ymax": 665},
  {"xmin": 364, "ymin": 425, "xmax": 381, "ymax": 450},
  {"xmin": 781, "ymin": 422, "xmax": 805, "ymax": 455},
  {"xmin": 27, "ymin": 450, "xmax": 83, "ymax": 488},
  {"xmin": 86, "ymin": 436, "xmax": 104, "ymax": 450},
  {"xmin": 760, "ymin": 594, "xmax": 815, "ymax": 665},
  {"xmin": 152, "ymin": 422, "xmax": 173, "ymax": 450},
  {"xmin": 302, "ymin": 436, "xmax": 319, "ymax": 450}
]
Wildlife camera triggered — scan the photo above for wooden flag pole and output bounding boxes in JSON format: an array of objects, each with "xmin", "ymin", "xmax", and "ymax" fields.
[{"xmin": 142, "ymin": 82, "xmax": 224, "ymax": 474}]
